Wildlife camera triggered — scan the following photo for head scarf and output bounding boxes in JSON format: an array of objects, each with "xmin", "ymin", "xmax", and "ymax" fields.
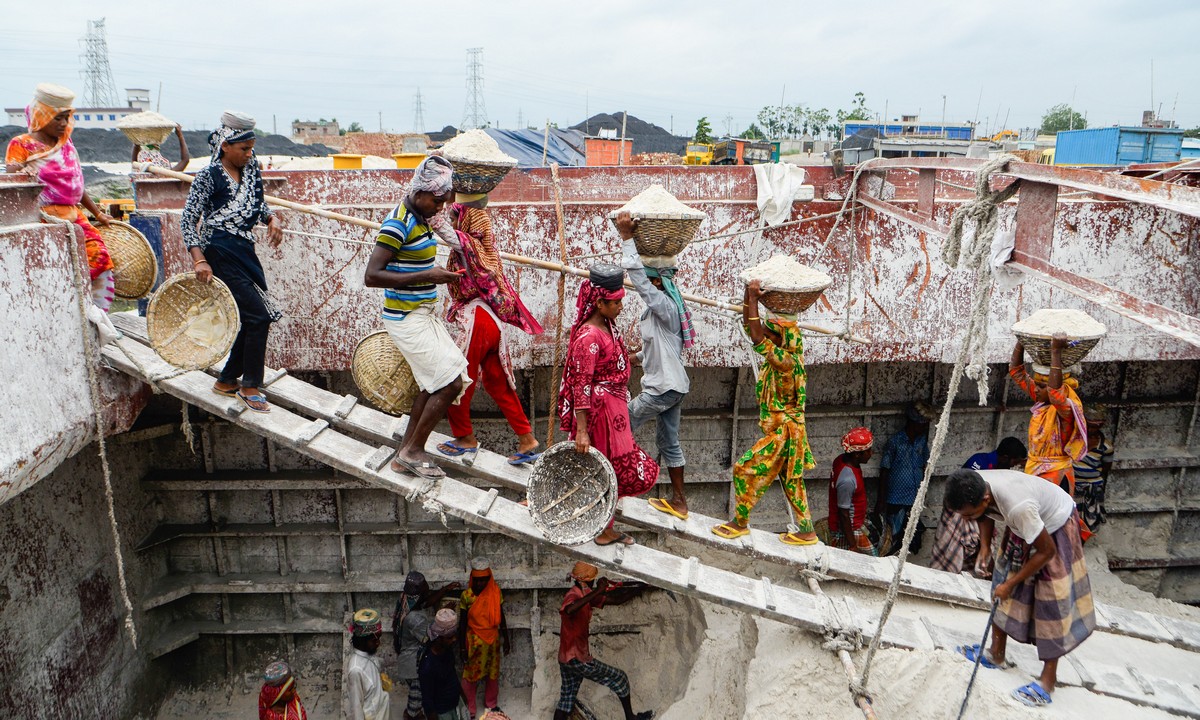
[
  {"xmin": 842, "ymin": 427, "xmax": 874, "ymax": 453},
  {"xmin": 410, "ymin": 155, "xmax": 454, "ymax": 197},
  {"xmin": 573, "ymin": 266, "xmax": 626, "ymax": 329},
  {"xmin": 456, "ymin": 192, "xmax": 488, "ymax": 207},
  {"xmin": 570, "ymin": 561, "xmax": 598, "ymax": 582},
  {"xmin": 427, "ymin": 608, "xmax": 458, "ymax": 640},
  {"xmin": 1032, "ymin": 364, "xmax": 1081, "ymax": 390},
  {"xmin": 394, "ymin": 571, "xmax": 428, "ymax": 635},
  {"xmin": 644, "ymin": 266, "xmax": 696, "ymax": 349},
  {"xmin": 906, "ymin": 402, "xmax": 935, "ymax": 424},
  {"xmin": 1084, "ymin": 403, "xmax": 1108, "ymax": 425},
  {"xmin": 350, "ymin": 608, "xmax": 382, "ymax": 637},
  {"xmin": 464, "ymin": 557, "xmax": 502, "ymax": 644},
  {"xmin": 23, "ymin": 83, "xmax": 76, "ymax": 162},
  {"xmin": 259, "ymin": 660, "xmax": 307, "ymax": 720},
  {"xmin": 208, "ymin": 110, "xmax": 257, "ymax": 162}
]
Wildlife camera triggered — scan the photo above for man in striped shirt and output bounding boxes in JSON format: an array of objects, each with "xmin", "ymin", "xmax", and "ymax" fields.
[{"xmin": 365, "ymin": 156, "xmax": 468, "ymax": 479}]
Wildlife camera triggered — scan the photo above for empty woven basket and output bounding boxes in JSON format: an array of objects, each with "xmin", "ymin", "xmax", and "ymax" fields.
[
  {"xmin": 351, "ymin": 331, "xmax": 418, "ymax": 415},
  {"xmin": 99, "ymin": 220, "xmax": 158, "ymax": 299},
  {"xmin": 147, "ymin": 274, "xmax": 240, "ymax": 370},
  {"xmin": 527, "ymin": 442, "xmax": 619, "ymax": 545},
  {"xmin": 446, "ymin": 156, "xmax": 517, "ymax": 194}
]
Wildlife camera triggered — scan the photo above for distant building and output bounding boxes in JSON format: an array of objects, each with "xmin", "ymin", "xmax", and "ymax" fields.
[
  {"xmin": 843, "ymin": 115, "xmax": 975, "ymax": 141},
  {"xmin": 5, "ymin": 88, "xmax": 150, "ymax": 129},
  {"xmin": 292, "ymin": 119, "xmax": 341, "ymax": 142}
]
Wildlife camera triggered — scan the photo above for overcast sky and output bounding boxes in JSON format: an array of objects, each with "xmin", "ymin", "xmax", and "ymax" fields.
[{"xmin": 2, "ymin": 0, "xmax": 1196, "ymax": 137}]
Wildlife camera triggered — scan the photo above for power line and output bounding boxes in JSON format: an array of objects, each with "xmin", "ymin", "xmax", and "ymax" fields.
[
  {"xmin": 79, "ymin": 18, "xmax": 120, "ymax": 107},
  {"xmin": 413, "ymin": 88, "xmax": 425, "ymax": 133},
  {"xmin": 462, "ymin": 47, "xmax": 487, "ymax": 130}
]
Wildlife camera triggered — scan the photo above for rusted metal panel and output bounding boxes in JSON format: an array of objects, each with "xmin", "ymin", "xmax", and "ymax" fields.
[{"xmin": 1012, "ymin": 181, "xmax": 1059, "ymax": 263}]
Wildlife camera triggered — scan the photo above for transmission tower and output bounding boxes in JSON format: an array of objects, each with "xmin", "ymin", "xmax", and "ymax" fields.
[
  {"xmin": 461, "ymin": 47, "xmax": 488, "ymax": 130},
  {"xmin": 413, "ymin": 88, "xmax": 426, "ymax": 133},
  {"xmin": 79, "ymin": 19, "xmax": 120, "ymax": 108}
]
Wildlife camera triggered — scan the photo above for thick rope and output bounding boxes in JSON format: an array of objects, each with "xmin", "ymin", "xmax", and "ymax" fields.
[
  {"xmin": 46, "ymin": 212, "xmax": 139, "ymax": 649},
  {"xmin": 853, "ymin": 156, "xmax": 1019, "ymax": 695}
]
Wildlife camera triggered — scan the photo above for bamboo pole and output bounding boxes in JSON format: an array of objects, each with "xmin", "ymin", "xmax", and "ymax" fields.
[{"xmin": 141, "ymin": 164, "xmax": 868, "ymax": 343}]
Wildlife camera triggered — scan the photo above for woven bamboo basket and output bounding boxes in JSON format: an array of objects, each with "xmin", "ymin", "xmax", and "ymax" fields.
[
  {"xmin": 446, "ymin": 157, "xmax": 517, "ymax": 194},
  {"xmin": 606, "ymin": 212, "xmax": 705, "ymax": 258},
  {"xmin": 119, "ymin": 125, "xmax": 173, "ymax": 147},
  {"xmin": 527, "ymin": 442, "xmax": 619, "ymax": 546},
  {"xmin": 757, "ymin": 282, "xmax": 831, "ymax": 315},
  {"xmin": 351, "ymin": 331, "xmax": 418, "ymax": 415},
  {"xmin": 98, "ymin": 220, "xmax": 158, "ymax": 299},
  {"xmin": 147, "ymin": 274, "xmax": 240, "ymax": 370},
  {"xmin": 1014, "ymin": 331, "xmax": 1104, "ymax": 369}
]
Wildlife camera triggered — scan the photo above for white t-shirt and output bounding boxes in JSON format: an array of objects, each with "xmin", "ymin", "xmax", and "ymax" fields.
[
  {"xmin": 978, "ymin": 469, "xmax": 1075, "ymax": 543},
  {"xmin": 835, "ymin": 466, "xmax": 858, "ymax": 510}
]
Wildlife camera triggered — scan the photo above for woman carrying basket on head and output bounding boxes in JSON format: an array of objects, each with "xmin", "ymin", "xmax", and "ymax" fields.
[
  {"xmin": 5, "ymin": 83, "xmax": 116, "ymax": 311},
  {"xmin": 557, "ymin": 265, "xmax": 659, "ymax": 547},
  {"xmin": 1009, "ymin": 334, "xmax": 1087, "ymax": 496},
  {"xmin": 436, "ymin": 190, "xmax": 544, "ymax": 467},
  {"xmin": 183, "ymin": 111, "xmax": 284, "ymax": 414}
]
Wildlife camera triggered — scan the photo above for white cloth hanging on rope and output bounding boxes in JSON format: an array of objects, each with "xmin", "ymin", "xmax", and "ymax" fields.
[{"xmin": 753, "ymin": 163, "xmax": 809, "ymax": 227}]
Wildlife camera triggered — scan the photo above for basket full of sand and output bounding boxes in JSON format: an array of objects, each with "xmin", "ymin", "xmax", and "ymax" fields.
[
  {"xmin": 527, "ymin": 442, "xmax": 619, "ymax": 546},
  {"xmin": 116, "ymin": 111, "xmax": 176, "ymax": 147},
  {"xmin": 351, "ymin": 331, "xmax": 418, "ymax": 415},
  {"xmin": 147, "ymin": 274, "xmax": 240, "ymax": 371},
  {"xmin": 740, "ymin": 255, "xmax": 832, "ymax": 315},
  {"xmin": 441, "ymin": 129, "xmax": 518, "ymax": 194},
  {"xmin": 608, "ymin": 184, "xmax": 707, "ymax": 258},
  {"xmin": 1012, "ymin": 308, "xmax": 1107, "ymax": 368}
]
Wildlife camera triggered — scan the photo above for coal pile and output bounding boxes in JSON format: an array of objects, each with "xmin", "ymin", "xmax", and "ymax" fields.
[
  {"xmin": 570, "ymin": 112, "xmax": 688, "ymax": 155},
  {"xmin": 1, "ymin": 126, "xmax": 331, "ymax": 162}
]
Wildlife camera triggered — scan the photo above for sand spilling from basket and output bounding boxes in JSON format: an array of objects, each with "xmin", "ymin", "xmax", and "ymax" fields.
[
  {"xmin": 1012, "ymin": 308, "xmax": 1106, "ymax": 337},
  {"xmin": 739, "ymin": 254, "xmax": 831, "ymax": 291},
  {"xmin": 616, "ymin": 184, "xmax": 705, "ymax": 218},
  {"xmin": 441, "ymin": 129, "xmax": 517, "ymax": 164}
]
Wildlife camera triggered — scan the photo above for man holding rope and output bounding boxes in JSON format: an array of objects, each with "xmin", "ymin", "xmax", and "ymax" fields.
[{"xmin": 365, "ymin": 156, "xmax": 468, "ymax": 479}]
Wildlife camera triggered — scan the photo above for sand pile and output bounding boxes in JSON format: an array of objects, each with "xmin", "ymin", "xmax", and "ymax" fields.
[
  {"xmin": 615, "ymin": 184, "xmax": 705, "ymax": 218},
  {"xmin": 1012, "ymin": 308, "xmax": 1106, "ymax": 337},
  {"xmin": 739, "ymin": 254, "xmax": 832, "ymax": 291},
  {"xmin": 441, "ymin": 129, "xmax": 516, "ymax": 165}
]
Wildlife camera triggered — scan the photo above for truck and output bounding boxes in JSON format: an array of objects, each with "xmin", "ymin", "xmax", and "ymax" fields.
[
  {"xmin": 684, "ymin": 142, "xmax": 714, "ymax": 165},
  {"xmin": 712, "ymin": 138, "xmax": 773, "ymax": 165}
]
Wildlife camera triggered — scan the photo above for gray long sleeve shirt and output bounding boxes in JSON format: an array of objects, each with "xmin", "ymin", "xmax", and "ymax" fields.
[{"xmin": 621, "ymin": 240, "xmax": 691, "ymax": 396}]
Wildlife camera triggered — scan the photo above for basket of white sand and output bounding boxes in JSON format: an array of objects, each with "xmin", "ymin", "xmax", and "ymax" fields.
[
  {"xmin": 441, "ymin": 129, "xmax": 518, "ymax": 194},
  {"xmin": 527, "ymin": 441, "xmax": 619, "ymax": 546},
  {"xmin": 116, "ymin": 111, "xmax": 176, "ymax": 147},
  {"xmin": 740, "ymin": 255, "xmax": 832, "ymax": 315},
  {"xmin": 351, "ymin": 330, "xmax": 419, "ymax": 415},
  {"xmin": 608, "ymin": 184, "xmax": 707, "ymax": 258},
  {"xmin": 98, "ymin": 220, "xmax": 158, "ymax": 299},
  {"xmin": 147, "ymin": 274, "xmax": 239, "ymax": 371},
  {"xmin": 1012, "ymin": 308, "xmax": 1107, "ymax": 368}
]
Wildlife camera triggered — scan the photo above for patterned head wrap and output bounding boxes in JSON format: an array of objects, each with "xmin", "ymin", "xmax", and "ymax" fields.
[
  {"xmin": 905, "ymin": 402, "xmax": 935, "ymax": 424},
  {"xmin": 263, "ymin": 660, "xmax": 292, "ymax": 686},
  {"xmin": 259, "ymin": 660, "xmax": 296, "ymax": 711},
  {"xmin": 24, "ymin": 83, "xmax": 76, "ymax": 160},
  {"xmin": 410, "ymin": 155, "xmax": 454, "ymax": 197},
  {"xmin": 570, "ymin": 561, "xmax": 598, "ymax": 582},
  {"xmin": 644, "ymin": 266, "xmax": 697, "ymax": 349},
  {"xmin": 350, "ymin": 608, "xmax": 383, "ymax": 637},
  {"xmin": 208, "ymin": 110, "xmax": 257, "ymax": 162},
  {"xmin": 427, "ymin": 608, "xmax": 458, "ymax": 640},
  {"xmin": 403, "ymin": 570, "xmax": 428, "ymax": 595},
  {"xmin": 573, "ymin": 264, "xmax": 626, "ymax": 328},
  {"xmin": 842, "ymin": 427, "xmax": 874, "ymax": 453},
  {"xmin": 470, "ymin": 557, "xmax": 492, "ymax": 578}
]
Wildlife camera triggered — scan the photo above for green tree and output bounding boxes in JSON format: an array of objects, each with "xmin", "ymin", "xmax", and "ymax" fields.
[
  {"xmin": 845, "ymin": 92, "xmax": 871, "ymax": 121},
  {"xmin": 347, "ymin": 121, "xmax": 364, "ymax": 133},
  {"xmin": 739, "ymin": 123, "xmax": 766, "ymax": 140},
  {"xmin": 808, "ymin": 108, "xmax": 831, "ymax": 140},
  {"xmin": 1183, "ymin": 126, "xmax": 1200, "ymax": 139},
  {"xmin": 1040, "ymin": 104, "xmax": 1087, "ymax": 134},
  {"xmin": 693, "ymin": 116, "xmax": 713, "ymax": 144},
  {"xmin": 756, "ymin": 106, "xmax": 781, "ymax": 138}
]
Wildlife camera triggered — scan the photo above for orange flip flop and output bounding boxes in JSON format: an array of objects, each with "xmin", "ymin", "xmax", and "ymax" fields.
[{"xmin": 648, "ymin": 497, "xmax": 689, "ymax": 520}]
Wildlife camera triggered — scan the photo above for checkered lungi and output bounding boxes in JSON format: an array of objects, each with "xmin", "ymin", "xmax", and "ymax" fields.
[{"xmin": 556, "ymin": 658, "xmax": 630, "ymax": 713}]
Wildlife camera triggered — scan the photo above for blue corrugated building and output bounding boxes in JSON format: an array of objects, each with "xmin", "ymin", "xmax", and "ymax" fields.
[
  {"xmin": 842, "ymin": 121, "xmax": 974, "ymax": 141},
  {"xmin": 1054, "ymin": 126, "xmax": 1183, "ymax": 166}
]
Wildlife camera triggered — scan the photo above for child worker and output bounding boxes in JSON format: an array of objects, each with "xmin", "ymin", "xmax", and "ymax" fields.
[
  {"xmin": 1009, "ymin": 334, "xmax": 1087, "ymax": 495},
  {"xmin": 435, "ymin": 189, "xmax": 544, "ymax": 466},
  {"xmin": 828, "ymin": 427, "xmax": 876, "ymax": 555},
  {"xmin": 945, "ymin": 467, "xmax": 1095, "ymax": 708},
  {"xmin": 184, "ymin": 111, "xmax": 284, "ymax": 413},
  {"xmin": 712, "ymin": 280, "xmax": 818, "ymax": 546},
  {"xmin": 615, "ymin": 211, "xmax": 694, "ymax": 520},
  {"xmin": 5, "ymin": 83, "xmax": 116, "ymax": 311}
]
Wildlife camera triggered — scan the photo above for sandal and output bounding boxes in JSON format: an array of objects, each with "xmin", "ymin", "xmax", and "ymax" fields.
[
  {"xmin": 507, "ymin": 450, "xmax": 542, "ymax": 466},
  {"xmin": 1011, "ymin": 681, "xmax": 1052, "ymax": 707},
  {"xmin": 437, "ymin": 440, "xmax": 478, "ymax": 466},
  {"xmin": 212, "ymin": 383, "xmax": 238, "ymax": 397},
  {"xmin": 236, "ymin": 390, "xmax": 270, "ymax": 413},
  {"xmin": 779, "ymin": 532, "xmax": 820, "ymax": 546},
  {"xmin": 957, "ymin": 643, "xmax": 1012, "ymax": 669},
  {"xmin": 711, "ymin": 523, "xmax": 749, "ymax": 540},
  {"xmin": 390, "ymin": 457, "xmax": 446, "ymax": 479},
  {"xmin": 648, "ymin": 497, "xmax": 689, "ymax": 520},
  {"xmin": 594, "ymin": 532, "xmax": 635, "ymax": 546}
]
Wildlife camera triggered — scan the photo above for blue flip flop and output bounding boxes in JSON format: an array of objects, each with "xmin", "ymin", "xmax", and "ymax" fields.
[
  {"xmin": 957, "ymin": 644, "xmax": 1007, "ymax": 669},
  {"xmin": 1012, "ymin": 682, "xmax": 1052, "ymax": 707},
  {"xmin": 436, "ymin": 441, "xmax": 478, "ymax": 466},
  {"xmin": 507, "ymin": 450, "xmax": 542, "ymax": 466}
]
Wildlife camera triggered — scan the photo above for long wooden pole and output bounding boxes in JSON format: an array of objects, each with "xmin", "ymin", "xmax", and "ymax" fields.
[{"xmin": 141, "ymin": 164, "xmax": 867, "ymax": 342}]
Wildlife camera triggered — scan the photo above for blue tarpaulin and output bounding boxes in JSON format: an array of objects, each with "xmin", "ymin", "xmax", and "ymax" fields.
[{"xmin": 483, "ymin": 128, "xmax": 585, "ymax": 167}]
